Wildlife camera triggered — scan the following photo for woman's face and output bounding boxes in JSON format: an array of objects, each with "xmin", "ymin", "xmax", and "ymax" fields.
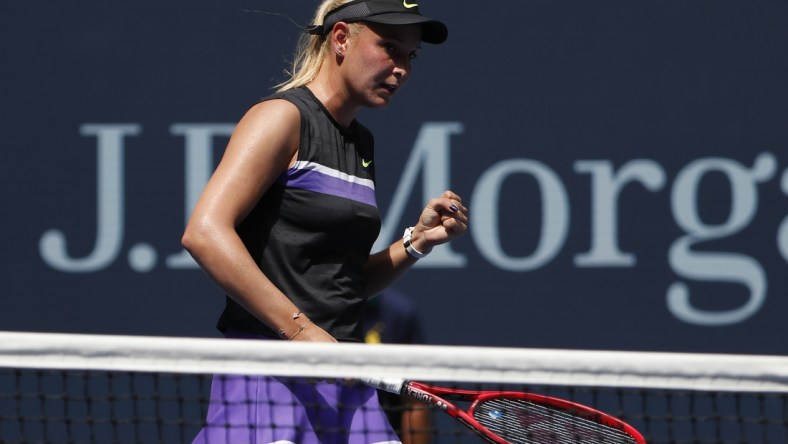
[{"xmin": 342, "ymin": 23, "xmax": 422, "ymax": 108}]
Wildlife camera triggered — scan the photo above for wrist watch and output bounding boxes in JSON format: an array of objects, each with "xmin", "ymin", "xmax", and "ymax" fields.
[{"xmin": 403, "ymin": 226, "xmax": 428, "ymax": 259}]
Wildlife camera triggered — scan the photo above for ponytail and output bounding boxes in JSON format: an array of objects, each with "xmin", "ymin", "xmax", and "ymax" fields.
[{"xmin": 276, "ymin": 0, "xmax": 357, "ymax": 92}]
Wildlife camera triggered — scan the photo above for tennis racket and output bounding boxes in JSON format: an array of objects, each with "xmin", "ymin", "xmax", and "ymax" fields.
[{"xmin": 362, "ymin": 377, "xmax": 645, "ymax": 444}]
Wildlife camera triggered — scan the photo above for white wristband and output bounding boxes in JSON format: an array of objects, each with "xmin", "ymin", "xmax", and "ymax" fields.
[{"xmin": 403, "ymin": 227, "xmax": 428, "ymax": 259}]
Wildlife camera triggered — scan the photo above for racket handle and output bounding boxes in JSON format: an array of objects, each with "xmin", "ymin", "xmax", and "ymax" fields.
[{"xmin": 360, "ymin": 377, "xmax": 406, "ymax": 394}]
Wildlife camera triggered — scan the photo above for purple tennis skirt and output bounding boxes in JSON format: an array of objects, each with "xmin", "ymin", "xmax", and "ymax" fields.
[{"xmin": 192, "ymin": 330, "xmax": 401, "ymax": 444}]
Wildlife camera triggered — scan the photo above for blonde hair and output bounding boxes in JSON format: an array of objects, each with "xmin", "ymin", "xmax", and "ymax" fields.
[{"xmin": 276, "ymin": 0, "xmax": 362, "ymax": 92}]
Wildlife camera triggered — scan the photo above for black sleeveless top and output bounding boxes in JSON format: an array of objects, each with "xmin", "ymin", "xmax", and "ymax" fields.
[{"xmin": 216, "ymin": 87, "xmax": 382, "ymax": 342}]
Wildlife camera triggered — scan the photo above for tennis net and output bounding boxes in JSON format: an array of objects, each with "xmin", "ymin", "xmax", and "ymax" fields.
[{"xmin": 2, "ymin": 331, "xmax": 788, "ymax": 443}]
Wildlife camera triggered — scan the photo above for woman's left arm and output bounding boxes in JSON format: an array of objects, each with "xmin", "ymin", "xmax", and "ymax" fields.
[{"xmin": 362, "ymin": 190, "xmax": 468, "ymax": 298}]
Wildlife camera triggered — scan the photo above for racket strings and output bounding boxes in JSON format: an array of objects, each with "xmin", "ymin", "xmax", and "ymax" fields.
[{"xmin": 473, "ymin": 398, "xmax": 638, "ymax": 444}]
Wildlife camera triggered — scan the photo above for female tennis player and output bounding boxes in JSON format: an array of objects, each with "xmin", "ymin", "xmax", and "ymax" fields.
[{"xmin": 183, "ymin": 1, "xmax": 465, "ymax": 442}]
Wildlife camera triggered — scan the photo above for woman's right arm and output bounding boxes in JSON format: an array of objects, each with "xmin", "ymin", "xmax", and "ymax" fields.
[{"xmin": 181, "ymin": 99, "xmax": 335, "ymax": 343}]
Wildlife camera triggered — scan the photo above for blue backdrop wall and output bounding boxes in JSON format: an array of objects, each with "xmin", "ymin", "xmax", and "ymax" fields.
[{"xmin": 3, "ymin": 0, "xmax": 787, "ymax": 354}]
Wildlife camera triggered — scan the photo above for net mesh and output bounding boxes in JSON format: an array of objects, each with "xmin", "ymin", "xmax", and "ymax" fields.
[{"xmin": 2, "ymin": 331, "xmax": 788, "ymax": 443}]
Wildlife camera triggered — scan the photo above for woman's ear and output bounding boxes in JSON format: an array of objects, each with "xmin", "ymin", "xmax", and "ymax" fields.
[{"xmin": 330, "ymin": 21, "xmax": 351, "ymax": 56}]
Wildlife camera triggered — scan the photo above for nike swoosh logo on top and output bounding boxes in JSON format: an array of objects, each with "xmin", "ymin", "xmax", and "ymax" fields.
[
  {"xmin": 403, "ymin": 0, "xmax": 418, "ymax": 8},
  {"xmin": 362, "ymin": 159, "xmax": 373, "ymax": 168}
]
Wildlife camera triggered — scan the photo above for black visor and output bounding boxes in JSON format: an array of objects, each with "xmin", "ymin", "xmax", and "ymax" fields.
[{"xmin": 307, "ymin": 0, "xmax": 448, "ymax": 44}]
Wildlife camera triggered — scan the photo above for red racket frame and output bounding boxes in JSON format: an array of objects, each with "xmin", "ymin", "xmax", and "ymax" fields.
[{"xmin": 400, "ymin": 380, "xmax": 646, "ymax": 444}]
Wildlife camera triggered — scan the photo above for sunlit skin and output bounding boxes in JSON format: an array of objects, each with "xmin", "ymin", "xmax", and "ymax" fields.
[
  {"xmin": 308, "ymin": 22, "xmax": 423, "ymax": 127},
  {"xmin": 342, "ymin": 23, "xmax": 422, "ymax": 107}
]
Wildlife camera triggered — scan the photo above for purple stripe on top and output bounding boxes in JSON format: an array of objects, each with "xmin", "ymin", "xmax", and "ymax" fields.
[{"xmin": 280, "ymin": 162, "xmax": 377, "ymax": 208}]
